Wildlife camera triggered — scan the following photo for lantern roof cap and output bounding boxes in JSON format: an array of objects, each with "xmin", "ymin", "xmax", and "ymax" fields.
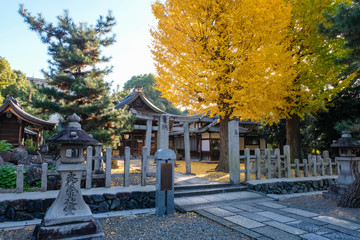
[
  {"xmin": 331, "ymin": 132, "xmax": 360, "ymax": 148},
  {"xmin": 47, "ymin": 113, "xmax": 99, "ymax": 145}
]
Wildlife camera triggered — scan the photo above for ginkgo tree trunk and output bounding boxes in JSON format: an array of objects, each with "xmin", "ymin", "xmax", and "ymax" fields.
[{"xmin": 151, "ymin": 0, "xmax": 296, "ymax": 172}]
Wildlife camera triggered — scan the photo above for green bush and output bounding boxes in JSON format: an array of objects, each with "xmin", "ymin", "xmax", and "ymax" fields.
[
  {"xmin": 24, "ymin": 139, "xmax": 37, "ymax": 151},
  {"xmin": 0, "ymin": 140, "xmax": 12, "ymax": 152},
  {"xmin": 0, "ymin": 165, "xmax": 16, "ymax": 189}
]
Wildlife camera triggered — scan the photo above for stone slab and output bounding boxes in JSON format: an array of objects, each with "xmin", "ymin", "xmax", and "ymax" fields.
[
  {"xmin": 224, "ymin": 215, "xmax": 265, "ymax": 229},
  {"xmin": 184, "ymin": 196, "xmax": 210, "ymax": 205},
  {"xmin": 200, "ymin": 194, "xmax": 228, "ymax": 202},
  {"xmin": 313, "ymin": 216, "xmax": 360, "ymax": 230},
  {"xmin": 230, "ymin": 203, "xmax": 263, "ymax": 212},
  {"xmin": 203, "ymin": 207, "xmax": 236, "ymax": 217},
  {"xmin": 288, "ymin": 220, "xmax": 334, "ymax": 235},
  {"xmin": 300, "ymin": 233, "xmax": 331, "ymax": 240},
  {"xmin": 219, "ymin": 205, "xmax": 244, "ymax": 213},
  {"xmin": 323, "ymin": 232, "xmax": 360, "ymax": 240},
  {"xmin": 35, "ymin": 218, "xmax": 104, "ymax": 240},
  {"xmin": 236, "ymin": 211, "xmax": 271, "ymax": 222},
  {"xmin": 229, "ymin": 224, "xmax": 264, "ymax": 239},
  {"xmin": 256, "ymin": 211, "xmax": 296, "ymax": 223},
  {"xmin": 0, "ymin": 219, "xmax": 41, "ymax": 229},
  {"xmin": 281, "ymin": 207, "xmax": 319, "ymax": 217},
  {"xmin": 174, "ymin": 198, "xmax": 194, "ymax": 206},
  {"xmin": 269, "ymin": 191, "xmax": 326, "ymax": 200},
  {"xmin": 324, "ymin": 223, "xmax": 360, "ymax": 238},
  {"xmin": 257, "ymin": 201, "xmax": 287, "ymax": 209},
  {"xmin": 264, "ymin": 220, "xmax": 307, "ymax": 235},
  {"xmin": 196, "ymin": 210, "xmax": 234, "ymax": 227},
  {"xmin": 252, "ymin": 226, "xmax": 301, "ymax": 240}
]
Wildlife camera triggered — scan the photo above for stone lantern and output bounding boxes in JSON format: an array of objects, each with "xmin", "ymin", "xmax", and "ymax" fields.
[
  {"xmin": 331, "ymin": 131, "xmax": 360, "ymax": 186},
  {"xmin": 34, "ymin": 113, "xmax": 104, "ymax": 240}
]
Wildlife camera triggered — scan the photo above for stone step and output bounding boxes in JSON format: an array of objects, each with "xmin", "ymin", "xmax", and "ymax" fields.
[
  {"xmin": 174, "ymin": 184, "xmax": 247, "ymax": 198},
  {"xmin": 174, "ymin": 183, "xmax": 234, "ymax": 191}
]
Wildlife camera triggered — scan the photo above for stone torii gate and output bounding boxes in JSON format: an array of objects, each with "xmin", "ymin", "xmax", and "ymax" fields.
[{"xmin": 131, "ymin": 109, "xmax": 201, "ymax": 174}]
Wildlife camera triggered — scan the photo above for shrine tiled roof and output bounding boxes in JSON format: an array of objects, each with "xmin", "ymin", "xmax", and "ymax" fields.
[
  {"xmin": 0, "ymin": 96, "xmax": 56, "ymax": 130},
  {"xmin": 115, "ymin": 87, "xmax": 166, "ymax": 114}
]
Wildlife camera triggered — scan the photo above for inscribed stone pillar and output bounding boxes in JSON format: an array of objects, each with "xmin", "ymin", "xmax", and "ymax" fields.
[
  {"xmin": 228, "ymin": 120, "xmax": 240, "ymax": 184},
  {"xmin": 157, "ymin": 115, "xmax": 169, "ymax": 150},
  {"xmin": 145, "ymin": 119, "xmax": 152, "ymax": 172},
  {"xmin": 184, "ymin": 122, "xmax": 191, "ymax": 174}
]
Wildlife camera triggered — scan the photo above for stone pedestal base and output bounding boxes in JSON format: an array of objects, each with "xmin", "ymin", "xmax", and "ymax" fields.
[
  {"xmin": 322, "ymin": 184, "xmax": 348, "ymax": 201},
  {"xmin": 33, "ymin": 218, "xmax": 104, "ymax": 240}
]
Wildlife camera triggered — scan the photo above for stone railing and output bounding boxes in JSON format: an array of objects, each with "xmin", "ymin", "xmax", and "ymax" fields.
[
  {"xmin": 228, "ymin": 120, "xmax": 339, "ymax": 183},
  {"xmin": 14, "ymin": 146, "xmax": 150, "ymax": 193}
]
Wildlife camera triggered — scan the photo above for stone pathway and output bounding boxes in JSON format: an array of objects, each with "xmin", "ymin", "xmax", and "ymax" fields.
[{"xmin": 175, "ymin": 191, "xmax": 360, "ymax": 240}]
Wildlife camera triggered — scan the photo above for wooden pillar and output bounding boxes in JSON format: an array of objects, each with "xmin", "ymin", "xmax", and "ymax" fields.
[
  {"xmin": 184, "ymin": 122, "xmax": 191, "ymax": 174},
  {"xmin": 145, "ymin": 119, "xmax": 152, "ymax": 173}
]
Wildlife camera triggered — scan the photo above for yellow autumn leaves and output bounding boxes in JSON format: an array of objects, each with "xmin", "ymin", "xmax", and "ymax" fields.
[
  {"xmin": 151, "ymin": 0, "xmax": 296, "ymax": 122},
  {"xmin": 151, "ymin": 0, "xmax": 353, "ymax": 123}
]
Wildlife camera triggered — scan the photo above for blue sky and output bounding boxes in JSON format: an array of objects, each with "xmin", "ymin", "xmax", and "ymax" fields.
[{"xmin": 0, "ymin": 0, "xmax": 157, "ymax": 90}]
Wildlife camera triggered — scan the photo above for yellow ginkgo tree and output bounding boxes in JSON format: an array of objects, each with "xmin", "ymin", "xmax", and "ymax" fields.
[{"xmin": 151, "ymin": 0, "xmax": 296, "ymax": 172}]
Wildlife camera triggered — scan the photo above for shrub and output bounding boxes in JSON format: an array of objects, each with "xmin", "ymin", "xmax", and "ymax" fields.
[
  {"xmin": 0, "ymin": 165, "xmax": 16, "ymax": 189},
  {"xmin": 24, "ymin": 139, "xmax": 37, "ymax": 151},
  {"xmin": 0, "ymin": 140, "xmax": 12, "ymax": 152}
]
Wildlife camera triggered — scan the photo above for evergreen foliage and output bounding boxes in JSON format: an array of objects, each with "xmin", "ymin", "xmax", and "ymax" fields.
[
  {"xmin": 283, "ymin": 0, "xmax": 354, "ymax": 161},
  {"xmin": 19, "ymin": 5, "xmax": 133, "ymax": 146},
  {"xmin": 1, "ymin": 70, "xmax": 41, "ymax": 115},
  {"xmin": 0, "ymin": 57, "xmax": 17, "ymax": 102},
  {"xmin": 320, "ymin": 0, "xmax": 360, "ymax": 208}
]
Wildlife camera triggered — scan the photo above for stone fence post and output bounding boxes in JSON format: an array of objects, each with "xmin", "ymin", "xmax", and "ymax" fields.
[
  {"xmin": 228, "ymin": 120, "xmax": 240, "ymax": 184},
  {"xmin": 284, "ymin": 145, "xmax": 291, "ymax": 178},
  {"xmin": 155, "ymin": 148, "xmax": 175, "ymax": 216},
  {"xmin": 16, "ymin": 164, "xmax": 24, "ymax": 193},
  {"xmin": 124, "ymin": 146, "xmax": 130, "ymax": 187}
]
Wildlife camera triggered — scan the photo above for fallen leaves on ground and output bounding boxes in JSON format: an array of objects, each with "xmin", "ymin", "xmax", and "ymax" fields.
[{"xmin": 174, "ymin": 161, "xmax": 230, "ymax": 182}]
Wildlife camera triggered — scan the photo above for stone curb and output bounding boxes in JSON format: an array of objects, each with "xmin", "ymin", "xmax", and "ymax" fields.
[
  {"xmin": 0, "ymin": 208, "xmax": 156, "ymax": 229},
  {"xmin": 268, "ymin": 191, "xmax": 326, "ymax": 200}
]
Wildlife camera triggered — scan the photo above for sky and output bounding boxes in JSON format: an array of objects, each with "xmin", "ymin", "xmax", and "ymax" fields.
[{"xmin": 0, "ymin": 0, "xmax": 157, "ymax": 90}]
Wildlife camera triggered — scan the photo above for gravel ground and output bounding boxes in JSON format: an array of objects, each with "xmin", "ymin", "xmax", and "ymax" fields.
[
  {"xmin": 0, "ymin": 212, "xmax": 251, "ymax": 240},
  {"xmin": 280, "ymin": 194, "xmax": 360, "ymax": 222}
]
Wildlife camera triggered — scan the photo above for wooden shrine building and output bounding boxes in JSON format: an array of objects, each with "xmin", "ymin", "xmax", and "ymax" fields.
[
  {"xmin": 0, "ymin": 97, "xmax": 56, "ymax": 147},
  {"xmin": 115, "ymin": 87, "xmax": 266, "ymax": 161}
]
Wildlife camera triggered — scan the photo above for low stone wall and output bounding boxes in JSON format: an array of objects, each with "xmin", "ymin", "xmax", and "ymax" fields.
[
  {"xmin": 246, "ymin": 176, "xmax": 336, "ymax": 194},
  {"xmin": 0, "ymin": 187, "xmax": 155, "ymax": 222}
]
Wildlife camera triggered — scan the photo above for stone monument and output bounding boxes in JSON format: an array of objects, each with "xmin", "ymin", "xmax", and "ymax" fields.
[
  {"xmin": 155, "ymin": 148, "xmax": 175, "ymax": 217},
  {"xmin": 33, "ymin": 113, "xmax": 104, "ymax": 240}
]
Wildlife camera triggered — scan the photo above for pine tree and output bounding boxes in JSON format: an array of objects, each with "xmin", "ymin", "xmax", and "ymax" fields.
[{"xmin": 19, "ymin": 5, "xmax": 133, "ymax": 146}]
